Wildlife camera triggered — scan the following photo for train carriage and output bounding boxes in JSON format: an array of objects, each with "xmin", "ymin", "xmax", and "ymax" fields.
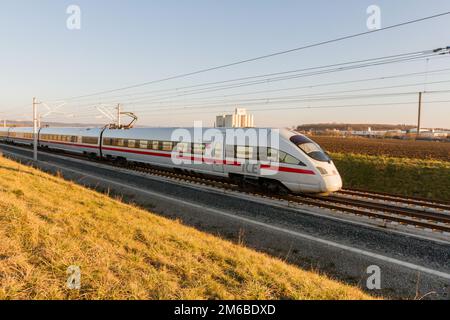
[
  {"xmin": 0, "ymin": 127, "xmax": 11, "ymax": 142},
  {"xmin": 39, "ymin": 127, "xmax": 103, "ymax": 157},
  {"xmin": 9, "ymin": 127, "xmax": 35, "ymax": 146},
  {"xmin": 101, "ymin": 127, "xmax": 217, "ymax": 175},
  {"xmin": 102, "ymin": 127, "xmax": 342, "ymax": 193}
]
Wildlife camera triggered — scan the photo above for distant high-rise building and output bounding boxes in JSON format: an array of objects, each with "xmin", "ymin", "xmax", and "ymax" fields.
[{"xmin": 215, "ymin": 108, "xmax": 254, "ymax": 128}]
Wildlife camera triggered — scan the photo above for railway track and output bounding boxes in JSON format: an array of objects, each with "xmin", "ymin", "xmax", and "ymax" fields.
[
  {"xmin": 121, "ymin": 161, "xmax": 450, "ymax": 234},
  {"xmin": 294, "ymin": 194, "xmax": 450, "ymax": 233},
  {"xmin": 339, "ymin": 188, "xmax": 450, "ymax": 211},
  {"xmin": 2, "ymin": 143, "xmax": 450, "ymax": 235}
]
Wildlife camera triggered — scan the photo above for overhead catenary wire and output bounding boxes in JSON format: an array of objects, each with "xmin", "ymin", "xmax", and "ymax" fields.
[
  {"xmin": 54, "ymin": 11, "xmax": 450, "ymax": 102},
  {"xmin": 64, "ymin": 89, "xmax": 450, "ymax": 119},
  {"xmin": 52, "ymin": 99, "xmax": 450, "ymax": 121},
  {"xmin": 55, "ymin": 89, "xmax": 443, "ymax": 122},
  {"xmin": 58, "ymin": 50, "xmax": 431, "ymax": 104},
  {"xmin": 56, "ymin": 51, "xmax": 449, "ymax": 111},
  {"xmin": 18, "ymin": 48, "xmax": 449, "ymax": 120},
  {"xmin": 48, "ymin": 63, "xmax": 450, "ymax": 118},
  {"xmin": 107, "ymin": 78, "xmax": 450, "ymax": 111}
]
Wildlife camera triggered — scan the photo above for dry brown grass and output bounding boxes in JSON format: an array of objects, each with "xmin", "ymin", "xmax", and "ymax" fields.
[{"xmin": 0, "ymin": 156, "xmax": 373, "ymax": 300}]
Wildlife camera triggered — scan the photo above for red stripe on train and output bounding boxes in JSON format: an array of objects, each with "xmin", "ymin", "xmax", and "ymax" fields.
[{"xmin": 260, "ymin": 164, "xmax": 315, "ymax": 175}]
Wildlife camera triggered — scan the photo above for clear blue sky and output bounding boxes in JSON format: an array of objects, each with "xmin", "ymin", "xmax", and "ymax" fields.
[{"xmin": 0, "ymin": 0, "xmax": 449, "ymax": 128}]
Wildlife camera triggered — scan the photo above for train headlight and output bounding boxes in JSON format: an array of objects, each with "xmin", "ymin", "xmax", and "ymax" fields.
[{"xmin": 316, "ymin": 167, "xmax": 328, "ymax": 175}]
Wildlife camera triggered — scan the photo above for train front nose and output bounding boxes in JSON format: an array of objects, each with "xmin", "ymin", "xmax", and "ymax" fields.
[
  {"xmin": 316, "ymin": 164, "xmax": 343, "ymax": 193},
  {"xmin": 321, "ymin": 173, "xmax": 343, "ymax": 193}
]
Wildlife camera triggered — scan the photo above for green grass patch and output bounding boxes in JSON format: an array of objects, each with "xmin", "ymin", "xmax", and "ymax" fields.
[
  {"xmin": 331, "ymin": 153, "xmax": 450, "ymax": 201},
  {"xmin": 0, "ymin": 156, "xmax": 373, "ymax": 300}
]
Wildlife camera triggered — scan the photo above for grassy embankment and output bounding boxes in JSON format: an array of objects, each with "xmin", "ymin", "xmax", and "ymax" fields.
[
  {"xmin": 0, "ymin": 156, "xmax": 372, "ymax": 300},
  {"xmin": 331, "ymin": 153, "xmax": 450, "ymax": 201}
]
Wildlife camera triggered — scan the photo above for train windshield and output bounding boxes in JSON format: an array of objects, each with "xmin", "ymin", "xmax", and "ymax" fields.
[{"xmin": 290, "ymin": 135, "xmax": 331, "ymax": 162}]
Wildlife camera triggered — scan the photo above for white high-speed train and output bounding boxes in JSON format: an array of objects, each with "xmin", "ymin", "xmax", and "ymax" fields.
[{"xmin": 0, "ymin": 126, "xmax": 343, "ymax": 194}]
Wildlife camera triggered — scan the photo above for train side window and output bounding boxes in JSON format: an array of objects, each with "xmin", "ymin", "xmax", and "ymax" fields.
[
  {"xmin": 225, "ymin": 145, "xmax": 235, "ymax": 159},
  {"xmin": 82, "ymin": 137, "xmax": 99, "ymax": 145},
  {"xmin": 128, "ymin": 139, "xmax": 136, "ymax": 148},
  {"xmin": 279, "ymin": 151, "xmax": 306, "ymax": 166},
  {"xmin": 283, "ymin": 154, "xmax": 300, "ymax": 165},
  {"xmin": 249, "ymin": 146, "xmax": 256, "ymax": 160},
  {"xmin": 149, "ymin": 141, "xmax": 159, "ymax": 150},
  {"xmin": 117, "ymin": 139, "xmax": 124, "ymax": 147},
  {"xmin": 236, "ymin": 146, "xmax": 254, "ymax": 160},
  {"xmin": 175, "ymin": 142, "xmax": 190, "ymax": 153},
  {"xmin": 139, "ymin": 140, "xmax": 148, "ymax": 149},
  {"xmin": 193, "ymin": 143, "xmax": 206, "ymax": 155},
  {"xmin": 258, "ymin": 147, "xmax": 266, "ymax": 161},
  {"xmin": 258, "ymin": 147, "xmax": 277, "ymax": 162},
  {"xmin": 268, "ymin": 148, "xmax": 279, "ymax": 162},
  {"xmin": 278, "ymin": 151, "xmax": 287, "ymax": 163},
  {"xmin": 162, "ymin": 141, "xmax": 173, "ymax": 152}
]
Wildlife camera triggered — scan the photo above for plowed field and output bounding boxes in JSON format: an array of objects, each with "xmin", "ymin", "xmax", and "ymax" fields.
[{"xmin": 311, "ymin": 136, "xmax": 450, "ymax": 161}]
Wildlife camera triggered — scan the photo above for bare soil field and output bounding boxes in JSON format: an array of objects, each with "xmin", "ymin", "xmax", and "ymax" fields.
[{"xmin": 311, "ymin": 136, "xmax": 450, "ymax": 161}]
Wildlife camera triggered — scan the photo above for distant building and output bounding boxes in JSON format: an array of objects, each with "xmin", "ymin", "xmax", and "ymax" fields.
[
  {"xmin": 351, "ymin": 126, "xmax": 387, "ymax": 137},
  {"xmin": 411, "ymin": 129, "xmax": 449, "ymax": 139},
  {"xmin": 407, "ymin": 128, "xmax": 432, "ymax": 134},
  {"xmin": 216, "ymin": 108, "xmax": 254, "ymax": 128}
]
